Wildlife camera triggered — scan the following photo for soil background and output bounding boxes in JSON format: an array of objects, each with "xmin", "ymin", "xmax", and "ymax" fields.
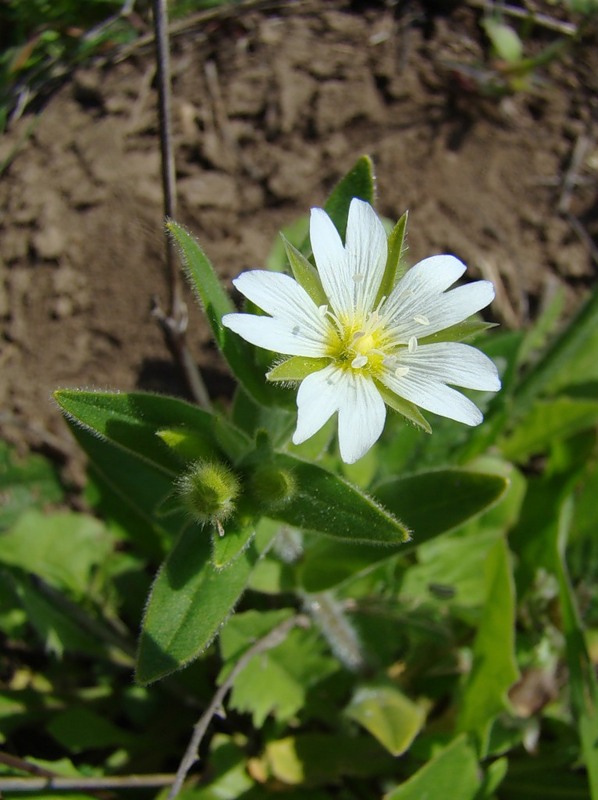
[{"xmin": 1, "ymin": 0, "xmax": 597, "ymax": 467}]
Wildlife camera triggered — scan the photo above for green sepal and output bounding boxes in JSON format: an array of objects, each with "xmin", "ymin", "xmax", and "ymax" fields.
[
  {"xmin": 375, "ymin": 381, "xmax": 432, "ymax": 434},
  {"xmin": 376, "ymin": 210, "xmax": 408, "ymax": 305},
  {"xmin": 420, "ymin": 320, "xmax": 498, "ymax": 345},
  {"xmin": 281, "ymin": 235, "xmax": 327, "ymax": 306},
  {"xmin": 324, "ymin": 155, "xmax": 376, "ymax": 241},
  {"xmin": 267, "ymin": 356, "xmax": 330, "ymax": 383}
]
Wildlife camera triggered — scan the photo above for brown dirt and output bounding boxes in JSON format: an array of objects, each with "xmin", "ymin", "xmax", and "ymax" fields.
[{"xmin": 1, "ymin": 0, "xmax": 597, "ymax": 466}]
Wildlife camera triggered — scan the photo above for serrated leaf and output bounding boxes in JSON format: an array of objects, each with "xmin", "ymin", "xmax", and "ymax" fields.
[
  {"xmin": 136, "ymin": 520, "xmax": 277, "ymax": 684},
  {"xmin": 345, "ymin": 682, "xmax": 425, "ymax": 756},
  {"xmin": 219, "ymin": 611, "xmax": 336, "ymax": 726},
  {"xmin": 374, "ymin": 469, "xmax": 508, "ymax": 541},
  {"xmin": 384, "ymin": 735, "xmax": 480, "ymax": 800},
  {"xmin": 456, "ymin": 537, "xmax": 519, "ymax": 751},
  {"xmin": 324, "ymin": 156, "xmax": 376, "ymax": 241},
  {"xmin": 268, "ymin": 453, "xmax": 410, "ymax": 545},
  {"xmin": 168, "ymin": 220, "xmax": 290, "ymax": 407}
]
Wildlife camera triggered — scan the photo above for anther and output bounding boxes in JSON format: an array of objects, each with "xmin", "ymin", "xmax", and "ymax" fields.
[
  {"xmin": 351, "ymin": 355, "xmax": 368, "ymax": 369},
  {"xmin": 395, "ymin": 366, "xmax": 410, "ymax": 378},
  {"xmin": 414, "ymin": 314, "xmax": 429, "ymax": 325},
  {"xmin": 352, "ymin": 273, "xmax": 364, "ymax": 283},
  {"xmin": 408, "ymin": 336, "xmax": 418, "ymax": 354}
]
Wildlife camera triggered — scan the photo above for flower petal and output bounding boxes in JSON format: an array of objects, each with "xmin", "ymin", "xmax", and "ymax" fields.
[
  {"xmin": 310, "ymin": 208, "xmax": 353, "ymax": 317},
  {"xmin": 232, "ymin": 271, "xmax": 329, "ymax": 335},
  {"xmin": 292, "ymin": 366, "xmax": 386, "ymax": 463},
  {"xmin": 380, "ymin": 362, "xmax": 485, "ymax": 426},
  {"xmin": 385, "ymin": 280, "xmax": 496, "ymax": 341},
  {"xmin": 398, "ymin": 342, "xmax": 501, "ymax": 391},
  {"xmin": 222, "ymin": 313, "xmax": 328, "ymax": 357},
  {"xmin": 293, "ymin": 365, "xmax": 341, "ymax": 445},
  {"xmin": 337, "ymin": 371, "xmax": 386, "ymax": 464},
  {"xmin": 345, "ymin": 198, "xmax": 388, "ymax": 314}
]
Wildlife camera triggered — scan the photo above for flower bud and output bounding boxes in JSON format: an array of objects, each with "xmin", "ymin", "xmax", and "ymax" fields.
[
  {"xmin": 177, "ymin": 460, "xmax": 240, "ymax": 535},
  {"xmin": 249, "ymin": 465, "xmax": 296, "ymax": 510}
]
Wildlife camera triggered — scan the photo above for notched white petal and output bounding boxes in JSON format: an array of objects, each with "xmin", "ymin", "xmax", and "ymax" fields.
[
  {"xmin": 337, "ymin": 372, "xmax": 386, "ymax": 464},
  {"xmin": 222, "ymin": 313, "xmax": 328, "ymax": 358}
]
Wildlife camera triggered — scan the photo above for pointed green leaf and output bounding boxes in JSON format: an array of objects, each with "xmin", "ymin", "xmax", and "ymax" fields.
[
  {"xmin": 267, "ymin": 356, "xmax": 330, "ymax": 383},
  {"xmin": 282, "ymin": 236, "xmax": 327, "ymax": 306},
  {"xmin": 168, "ymin": 219, "xmax": 289, "ymax": 407},
  {"xmin": 374, "ymin": 470, "xmax": 508, "ymax": 541},
  {"xmin": 346, "ymin": 682, "xmax": 425, "ymax": 756},
  {"xmin": 136, "ymin": 520, "xmax": 277, "ymax": 684},
  {"xmin": 376, "ymin": 211, "xmax": 408, "ymax": 304},
  {"xmin": 55, "ymin": 389, "xmax": 248, "ymax": 472},
  {"xmin": 324, "ymin": 156, "xmax": 376, "ymax": 241},
  {"xmin": 269, "ymin": 453, "xmax": 410, "ymax": 545},
  {"xmin": 456, "ymin": 537, "xmax": 519, "ymax": 751},
  {"xmin": 384, "ymin": 735, "xmax": 481, "ymax": 800}
]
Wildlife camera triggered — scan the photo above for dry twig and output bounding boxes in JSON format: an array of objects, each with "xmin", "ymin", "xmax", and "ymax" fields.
[{"xmin": 167, "ymin": 614, "xmax": 309, "ymax": 800}]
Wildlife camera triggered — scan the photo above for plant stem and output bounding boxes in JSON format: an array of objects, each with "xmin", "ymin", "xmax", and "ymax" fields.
[
  {"xmin": 167, "ymin": 614, "xmax": 309, "ymax": 800},
  {"xmin": 151, "ymin": 0, "xmax": 211, "ymax": 410}
]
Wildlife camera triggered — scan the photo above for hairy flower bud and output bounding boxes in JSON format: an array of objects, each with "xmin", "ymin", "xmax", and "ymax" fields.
[
  {"xmin": 177, "ymin": 460, "xmax": 240, "ymax": 536},
  {"xmin": 249, "ymin": 464, "xmax": 296, "ymax": 510}
]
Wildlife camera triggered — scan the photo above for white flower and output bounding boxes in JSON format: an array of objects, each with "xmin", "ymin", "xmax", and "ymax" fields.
[{"xmin": 222, "ymin": 199, "xmax": 500, "ymax": 464}]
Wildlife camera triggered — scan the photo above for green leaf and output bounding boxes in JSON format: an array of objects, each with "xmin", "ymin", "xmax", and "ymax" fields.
[
  {"xmin": 500, "ymin": 398, "xmax": 598, "ymax": 462},
  {"xmin": 219, "ymin": 610, "xmax": 337, "ymax": 726},
  {"xmin": 553, "ymin": 496, "xmax": 598, "ymax": 799},
  {"xmin": 168, "ymin": 219, "xmax": 287, "ymax": 407},
  {"xmin": 66, "ymin": 421, "xmax": 183, "ymax": 559},
  {"xmin": 373, "ymin": 469, "xmax": 508, "ymax": 542},
  {"xmin": 345, "ymin": 682, "xmax": 425, "ymax": 756},
  {"xmin": 0, "ymin": 510, "xmax": 112, "ymax": 598},
  {"xmin": 483, "ymin": 18, "xmax": 524, "ymax": 63},
  {"xmin": 324, "ymin": 156, "xmax": 376, "ymax": 241},
  {"xmin": 3, "ymin": 568, "xmax": 112, "ymax": 662},
  {"xmin": 376, "ymin": 210, "xmax": 408, "ymax": 304},
  {"xmin": 210, "ymin": 521, "xmax": 255, "ymax": 570},
  {"xmin": 282, "ymin": 236, "xmax": 327, "ymax": 306},
  {"xmin": 47, "ymin": 707, "xmax": 134, "ymax": 753},
  {"xmin": 136, "ymin": 520, "xmax": 277, "ymax": 684},
  {"xmin": 515, "ymin": 282, "xmax": 598, "ymax": 408},
  {"xmin": 299, "ymin": 469, "xmax": 509, "ymax": 592},
  {"xmin": 0, "ymin": 441, "xmax": 63, "ymax": 530},
  {"xmin": 384, "ymin": 735, "xmax": 481, "ymax": 800},
  {"xmin": 456, "ymin": 537, "xmax": 519, "ymax": 751},
  {"xmin": 268, "ymin": 453, "xmax": 410, "ymax": 545},
  {"xmin": 265, "ymin": 733, "xmax": 395, "ymax": 786}
]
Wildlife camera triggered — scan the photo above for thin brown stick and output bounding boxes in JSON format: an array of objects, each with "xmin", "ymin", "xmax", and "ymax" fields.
[
  {"xmin": 151, "ymin": 0, "xmax": 211, "ymax": 410},
  {"xmin": 466, "ymin": 0, "xmax": 578, "ymax": 36},
  {"xmin": 167, "ymin": 614, "xmax": 309, "ymax": 800},
  {"xmin": 0, "ymin": 775, "xmax": 176, "ymax": 793}
]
